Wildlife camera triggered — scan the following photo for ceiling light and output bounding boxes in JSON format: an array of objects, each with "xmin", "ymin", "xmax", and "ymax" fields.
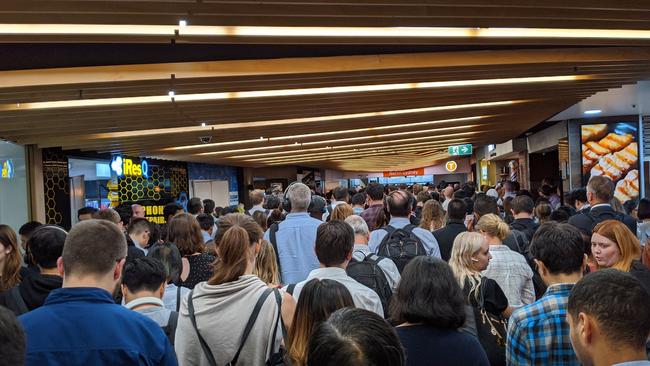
[
  {"xmin": 4, "ymin": 24, "xmax": 650, "ymax": 40},
  {"xmin": 584, "ymin": 109, "xmax": 602, "ymax": 115},
  {"xmin": 89, "ymin": 100, "xmax": 519, "ymax": 140},
  {"xmin": 0, "ymin": 74, "xmax": 581, "ymax": 111},
  {"xmin": 178, "ymin": 20, "xmax": 187, "ymax": 27},
  {"xmin": 200, "ymin": 122, "xmax": 206, "ymax": 127},
  {"xmin": 168, "ymin": 91, "xmax": 175, "ymax": 98}
]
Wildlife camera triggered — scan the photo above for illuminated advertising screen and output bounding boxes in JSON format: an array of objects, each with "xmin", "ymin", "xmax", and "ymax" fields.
[{"xmin": 580, "ymin": 122, "xmax": 639, "ymax": 204}]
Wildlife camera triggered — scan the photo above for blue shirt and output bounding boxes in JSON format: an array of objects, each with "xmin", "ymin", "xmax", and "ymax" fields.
[
  {"xmin": 368, "ymin": 217, "xmax": 441, "ymax": 258},
  {"xmin": 264, "ymin": 212, "xmax": 322, "ymax": 284},
  {"xmin": 20, "ymin": 287, "xmax": 177, "ymax": 366},
  {"xmin": 506, "ymin": 283, "xmax": 579, "ymax": 366}
]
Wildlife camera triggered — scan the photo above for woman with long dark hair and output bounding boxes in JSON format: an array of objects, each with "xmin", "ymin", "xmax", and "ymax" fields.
[
  {"xmin": 393, "ymin": 256, "xmax": 489, "ymax": 366},
  {"xmin": 167, "ymin": 213, "xmax": 215, "ymax": 289},
  {"xmin": 0, "ymin": 225, "xmax": 23, "ymax": 292}
]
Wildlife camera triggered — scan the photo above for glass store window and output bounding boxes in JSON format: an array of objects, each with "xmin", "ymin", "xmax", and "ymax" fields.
[{"xmin": 0, "ymin": 141, "xmax": 29, "ymax": 233}]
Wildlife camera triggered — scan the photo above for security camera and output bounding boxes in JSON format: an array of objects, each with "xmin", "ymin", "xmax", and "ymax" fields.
[{"xmin": 199, "ymin": 136, "xmax": 212, "ymax": 144}]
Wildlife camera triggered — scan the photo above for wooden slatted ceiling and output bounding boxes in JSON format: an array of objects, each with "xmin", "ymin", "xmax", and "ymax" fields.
[{"xmin": 0, "ymin": 46, "xmax": 648, "ymax": 171}]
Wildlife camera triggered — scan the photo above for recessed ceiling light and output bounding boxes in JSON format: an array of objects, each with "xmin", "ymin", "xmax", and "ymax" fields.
[
  {"xmin": 178, "ymin": 20, "xmax": 187, "ymax": 27},
  {"xmin": 200, "ymin": 122, "xmax": 206, "ymax": 127},
  {"xmin": 584, "ymin": 109, "xmax": 602, "ymax": 115},
  {"xmin": 168, "ymin": 91, "xmax": 175, "ymax": 98}
]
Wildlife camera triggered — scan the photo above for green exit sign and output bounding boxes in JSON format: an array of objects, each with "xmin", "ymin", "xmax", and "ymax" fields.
[{"xmin": 448, "ymin": 144, "xmax": 473, "ymax": 156}]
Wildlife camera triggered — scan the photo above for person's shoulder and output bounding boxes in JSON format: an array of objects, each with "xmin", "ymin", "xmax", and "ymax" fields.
[{"xmin": 412, "ymin": 226, "xmax": 435, "ymax": 239}]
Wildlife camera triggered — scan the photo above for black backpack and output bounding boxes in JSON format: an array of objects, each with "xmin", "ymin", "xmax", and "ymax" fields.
[
  {"xmin": 346, "ymin": 251, "xmax": 393, "ymax": 319},
  {"xmin": 377, "ymin": 224, "xmax": 426, "ymax": 273},
  {"xmin": 586, "ymin": 210, "xmax": 625, "ymax": 232}
]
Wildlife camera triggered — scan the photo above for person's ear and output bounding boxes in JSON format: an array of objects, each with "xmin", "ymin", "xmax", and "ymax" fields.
[
  {"xmin": 581, "ymin": 254, "xmax": 588, "ymax": 273},
  {"xmin": 158, "ymin": 282, "xmax": 166, "ymax": 298},
  {"xmin": 114, "ymin": 258, "xmax": 126, "ymax": 281},
  {"xmin": 254, "ymin": 240, "xmax": 261, "ymax": 255},
  {"xmin": 534, "ymin": 259, "xmax": 549, "ymax": 277},
  {"xmin": 121, "ymin": 284, "xmax": 129, "ymax": 298},
  {"xmin": 346, "ymin": 249, "xmax": 353, "ymax": 261},
  {"xmin": 579, "ymin": 312, "xmax": 594, "ymax": 346},
  {"xmin": 57, "ymin": 257, "xmax": 65, "ymax": 277}
]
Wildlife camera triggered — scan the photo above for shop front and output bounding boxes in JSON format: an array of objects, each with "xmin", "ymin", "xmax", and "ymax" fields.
[
  {"xmin": 346, "ymin": 159, "xmax": 472, "ymax": 188},
  {"xmin": 42, "ymin": 148, "xmax": 190, "ymax": 228},
  {"xmin": 0, "ymin": 140, "xmax": 29, "ymax": 232}
]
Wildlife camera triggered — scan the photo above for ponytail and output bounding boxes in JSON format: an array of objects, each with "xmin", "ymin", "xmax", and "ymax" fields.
[
  {"xmin": 475, "ymin": 213, "xmax": 510, "ymax": 241},
  {"xmin": 209, "ymin": 226, "xmax": 252, "ymax": 285},
  {"xmin": 496, "ymin": 220, "xmax": 510, "ymax": 241}
]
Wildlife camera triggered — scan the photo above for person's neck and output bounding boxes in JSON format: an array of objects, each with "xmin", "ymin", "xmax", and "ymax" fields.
[
  {"xmin": 290, "ymin": 210, "xmax": 307, "ymax": 214},
  {"xmin": 513, "ymin": 213, "xmax": 533, "ymax": 220},
  {"xmin": 40, "ymin": 267, "xmax": 61, "ymax": 276},
  {"xmin": 354, "ymin": 235, "xmax": 369, "ymax": 246},
  {"xmin": 590, "ymin": 200, "xmax": 609, "ymax": 207},
  {"xmin": 487, "ymin": 237, "xmax": 502, "ymax": 245},
  {"xmin": 591, "ymin": 345, "xmax": 649, "ymax": 366},
  {"xmin": 542, "ymin": 272, "xmax": 582, "ymax": 286},
  {"xmin": 129, "ymin": 234, "xmax": 143, "ymax": 248},
  {"xmin": 353, "ymin": 205, "xmax": 364, "ymax": 209},
  {"xmin": 320, "ymin": 263, "xmax": 346, "ymax": 270},
  {"xmin": 63, "ymin": 274, "xmax": 116, "ymax": 294},
  {"xmin": 368, "ymin": 200, "xmax": 383, "ymax": 206}
]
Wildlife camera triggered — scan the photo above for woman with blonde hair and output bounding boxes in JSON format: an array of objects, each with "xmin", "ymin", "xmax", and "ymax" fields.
[
  {"xmin": 419, "ymin": 199, "xmax": 446, "ymax": 232},
  {"xmin": 330, "ymin": 203, "xmax": 354, "ymax": 221},
  {"xmin": 175, "ymin": 213, "xmax": 296, "ymax": 365},
  {"xmin": 592, "ymin": 220, "xmax": 650, "ymax": 293},
  {"xmin": 475, "ymin": 214, "xmax": 534, "ymax": 308},
  {"xmin": 254, "ymin": 240, "xmax": 280, "ymax": 287},
  {"xmin": 449, "ymin": 231, "xmax": 510, "ymax": 366},
  {"xmin": 0, "ymin": 225, "xmax": 23, "ymax": 292}
]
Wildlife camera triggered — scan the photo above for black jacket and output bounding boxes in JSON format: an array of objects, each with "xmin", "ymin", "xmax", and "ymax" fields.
[
  {"xmin": 433, "ymin": 219, "xmax": 467, "ymax": 262},
  {"xmin": 630, "ymin": 260, "xmax": 650, "ymax": 295},
  {"xmin": 126, "ymin": 235, "xmax": 145, "ymax": 260},
  {"xmin": 0, "ymin": 272, "xmax": 62, "ymax": 315},
  {"xmin": 568, "ymin": 204, "xmax": 637, "ymax": 236},
  {"xmin": 510, "ymin": 218, "xmax": 539, "ymax": 242}
]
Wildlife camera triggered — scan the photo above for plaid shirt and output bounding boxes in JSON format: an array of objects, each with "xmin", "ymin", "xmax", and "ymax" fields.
[
  {"xmin": 482, "ymin": 245, "xmax": 535, "ymax": 307},
  {"xmin": 506, "ymin": 283, "xmax": 580, "ymax": 366},
  {"xmin": 360, "ymin": 204, "xmax": 384, "ymax": 231}
]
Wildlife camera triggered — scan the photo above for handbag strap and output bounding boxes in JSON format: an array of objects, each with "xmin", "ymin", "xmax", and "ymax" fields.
[
  {"xmin": 176, "ymin": 285, "xmax": 182, "ymax": 312},
  {"xmin": 188, "ymin": 290, "xmax": 218, "ymax": 366},
  {"xmin": 231, "ymin": 288, "xmax": 274, "ymax": 365},
  {"xmin": 272, "ymin": 288, "xmax": 287, "ymax": 342}
]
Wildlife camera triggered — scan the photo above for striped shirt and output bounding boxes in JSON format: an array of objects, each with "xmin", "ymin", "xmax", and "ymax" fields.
[{"xmin": 506, "ymin": 283, "xmax": 580, "ymax": 366}]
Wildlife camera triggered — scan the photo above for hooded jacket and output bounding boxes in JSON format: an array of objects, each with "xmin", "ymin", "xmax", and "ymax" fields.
[
  {"xmin": 0, "ymin": 272, "xmax": 62, "ymax": 315},
  {"xmin": 174, "ymin": 275, "xmax": 282, "ymax": 366}
]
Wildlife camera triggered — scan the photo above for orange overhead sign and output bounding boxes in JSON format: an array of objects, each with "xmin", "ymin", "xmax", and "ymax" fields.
[{"xmin": 383, "ymin": 168, "xmax": 425, "ymax": 177}]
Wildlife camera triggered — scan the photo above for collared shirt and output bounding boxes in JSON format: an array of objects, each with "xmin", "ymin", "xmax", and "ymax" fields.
[
  {"xmin": 612, "ymin": 362, "xmax": 650, "ymax": 366},
  {"xmin": 360, "ymin": 203, "xmax": 384, "ymax": 231},
  {"xmin": 163, "ymin": 283, "xmax": 191, "ymax": 312},
  {"xmin": 124, "ymin": 297, "xmax": 173, "ymax": 328},
  {"xmin": 368, "ymin": 217, "xmax": 442, "ymax": 258},
  {"xmin": 286, "ymin": 267, "xmax": 383, "ymax": 316},
  {"xmin": 201, "ymin": 230, "xmax": 212, "ymax": 244},
  {"xmin": 442, "ymin": 198, "xmax": 452, "ymax": 211},
  {"xmin": 248, "ymin": 204, "xmax": 265, "ymax": 216},
  {"xmin": 482, "ymin": 245, "xmax": 534, "ymax": 307},
  {"xmin": 352, "ymin": 207, "xmax": 364, "ymax": 215},
  {"xmin": 352, "ymin": 244, "xmax": 401, "ymax": 292},
  {"xmin": 264, "ymin": 212, "xmax": 321, "ymax": 284},
  {"xmin": 506, "ymin": 284, "xmax": 579, "ymax": 366},
  {"xmin": 20, "ymin": 287, "xmax": 177, "ymax": 366}
]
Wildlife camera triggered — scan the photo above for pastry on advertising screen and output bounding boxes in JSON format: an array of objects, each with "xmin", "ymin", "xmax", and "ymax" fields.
[{"xmin": 581, "ymin": 122, "xmax": 639, "ymax": 203}]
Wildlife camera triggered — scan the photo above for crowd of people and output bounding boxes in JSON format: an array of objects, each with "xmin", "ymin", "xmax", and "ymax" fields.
[{"xmin": 0, "ymin": 176, "xmax": 649, "ymax": 366}]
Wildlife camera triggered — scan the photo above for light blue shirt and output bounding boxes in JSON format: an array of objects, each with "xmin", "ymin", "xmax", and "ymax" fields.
[
  {"xmin": 612, "ymin": 362, "xmax": 650, "ymax": 366},
  {"xmin": 368, "ymin": 217, "xmax": 441, "ymax": 258},
  {"xmin": 163, "ymin": 283, "xmax": 190, "ymax": 312},
  {"xmin": 353, "ymin": 207, "xmax": 364, "ymax": 215},
  {"xmin": 264, "ymin": 212, "xmax": 322, "ymax": 284}
]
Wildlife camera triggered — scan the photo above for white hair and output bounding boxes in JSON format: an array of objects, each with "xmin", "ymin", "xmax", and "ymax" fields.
[
  {"xmin": 287, "ymin": 183, "xmax": 311, "ymax": 212},
  {"xmin": 345, "ymin": 215, "xmax": 369, "ymax": 237}
]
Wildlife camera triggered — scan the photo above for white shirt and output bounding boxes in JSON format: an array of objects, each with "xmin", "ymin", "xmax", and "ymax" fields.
[
  {"xmin": 352, "ymin": 244, "xmax": 401, "ymax": 293},
  {"xmin": 285, "ymin": 267, "xmax": 384, "ymax": 316},
  {"xmin": 442, "ymin": 198, "xmax": 452, "ymax": 211},
  {"xmin": 482, "ymin": 245, "xmax": 535, "ymax": 307},
  {"xmin": 322, "ymin": 200, "xmax": 346, "ymax": 222}
]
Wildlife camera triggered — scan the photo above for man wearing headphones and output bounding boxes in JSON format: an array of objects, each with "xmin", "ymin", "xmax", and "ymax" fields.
[{"xmin": 264, "ymin": 182, "xmax": 322, "ymax": 284}]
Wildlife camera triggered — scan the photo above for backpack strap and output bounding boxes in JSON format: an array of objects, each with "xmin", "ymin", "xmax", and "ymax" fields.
[
  {"xmin": 230, "ymin": 288, "xmax": 274, "ymax": 365},
  {"xmin": 402, "ymin": 224, "xmax": 417, "ymax": 233},
  {"xmin": 286, "ymin": 283, "xmax": 296, "ymax": 296},
  {"xmin": 269, "ymin": 222, "xmax": 282, "ymax": 276},
  {"xmin": 382, "ymin": 225, "xmax": 396, "ymax": 235},
  {"xmin": 272, "ymin": 288, "xmax": 287, "ymax": 348},
  {"xmin": 7, "ymin": 286, "xmax": 29, "ymax": 315},
  {"xmin": 176, "ymin": 285, "xmax": 182, "ymax": 312},
  {"xmin": 364, "ymin": 253, "xmax": 385, "ymax": 265},
  {"xmin": 162, "ymin": 311, "xmax": 179, "ymax": 345},
  {"xmin": 187, "ymin": 290, "xmax": 218, "ymax": 366}
]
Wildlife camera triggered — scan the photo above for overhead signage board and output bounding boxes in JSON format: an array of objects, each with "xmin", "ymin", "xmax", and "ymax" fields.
[
  {"xmin": 111, "ymin": 156, "xmax": 149, "ymax": 178},
  {"xmin": 448, "ymin": 144, "xmax": 473, "ymax": 156},
  {"xmin": 445, "ymin": 161, "xmax": 458, "ymax": 172},
  {"xmin": 383, "ymin": 168, "xmax": 425, "ymax": 177}
]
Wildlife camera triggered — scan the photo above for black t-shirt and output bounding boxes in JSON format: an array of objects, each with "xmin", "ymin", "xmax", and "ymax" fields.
[
  {"xmin": 178, "ymin": 253, "xmax": 216, "ymax": 289},
  {"xmin": 396, "ymin": 325, "xmax": 490, "ymax": 366}
]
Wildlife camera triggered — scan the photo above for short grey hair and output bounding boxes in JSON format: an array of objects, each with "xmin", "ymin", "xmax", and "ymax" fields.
[
  {"xmin": 287, "ymin": 183, "xmax": 311, "ymax": 212},
  {"xmin": 345, "ymin": 215, "xmax": 369, "ymax": 237}
]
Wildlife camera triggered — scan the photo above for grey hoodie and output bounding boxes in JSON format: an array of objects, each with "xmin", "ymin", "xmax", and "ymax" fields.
[{"xmin": 174, "ymin": 275, "xmax": 281, "ymax": 366}]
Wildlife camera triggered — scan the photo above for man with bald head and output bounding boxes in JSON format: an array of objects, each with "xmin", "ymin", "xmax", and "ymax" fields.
[
  {"xmin": 442, "ymin": 186, "xmax": 454, "ymax": 211},
  {"xmin": 19, "ymin": 220, "xmax": 176, "ymax": 366}
]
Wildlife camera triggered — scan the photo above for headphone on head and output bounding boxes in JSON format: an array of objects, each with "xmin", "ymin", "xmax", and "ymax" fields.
[{"xmin": 281, "ymin": 181, "xmax": 320, "ymax": 213}]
